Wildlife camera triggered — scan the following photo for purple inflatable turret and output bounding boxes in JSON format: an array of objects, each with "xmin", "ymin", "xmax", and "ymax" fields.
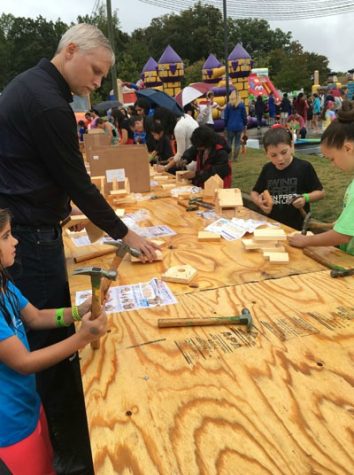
[
  {"xmin": 228, "ymin": 43, "xmax": 253, "ymax": 108},
  {"xmin": 141, "ymin": 57, "xmax": 163, "ymax": 89},
  {"xmin": 202, "ymin": 54, "xmax": 225, "ymax": 84},
  {"xmin": 157, "ymin": 45, "xmax": 184, "ymax": 96}
]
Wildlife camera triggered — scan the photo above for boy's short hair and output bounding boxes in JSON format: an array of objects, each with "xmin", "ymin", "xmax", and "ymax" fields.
[{"xmin": 263, "ymin": 127, "xmax": 292, "ymax": 150}]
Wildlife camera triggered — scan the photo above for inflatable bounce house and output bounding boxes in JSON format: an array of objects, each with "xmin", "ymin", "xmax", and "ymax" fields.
[
  {"xmin": 199, "ymin": 44, "xmax": 280, "ymax": 128},
  {"xmin": 121, "ymin": 43, "xmax": 281, "ymax": 128}
]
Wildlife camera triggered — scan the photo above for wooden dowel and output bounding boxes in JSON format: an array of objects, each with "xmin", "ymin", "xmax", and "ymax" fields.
[{"xmin": 73, "ymin": 248, "xmax": 115, "ymax": 263}]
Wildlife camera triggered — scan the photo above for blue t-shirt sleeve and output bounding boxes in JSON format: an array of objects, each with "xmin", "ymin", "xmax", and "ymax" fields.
[
  {"xmin": 0, "ymin": 282, "xmax": 29, "ymax": 343},
  {"xmin": 8, "ymin": 281, "xmax": 29, "ymax": 310}
]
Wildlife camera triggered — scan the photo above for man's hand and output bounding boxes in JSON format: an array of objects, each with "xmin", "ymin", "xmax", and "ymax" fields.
[{"xmin": 122, "ymin": 229, "xmax": 160, "ymax": 262}]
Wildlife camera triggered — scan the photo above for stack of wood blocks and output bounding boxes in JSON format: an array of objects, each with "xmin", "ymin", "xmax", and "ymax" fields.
[{"xmin": 242, "ymin": 227, "xmax": 289, "ymax": 263}]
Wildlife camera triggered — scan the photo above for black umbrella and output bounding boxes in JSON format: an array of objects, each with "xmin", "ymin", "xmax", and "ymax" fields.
[
  {"xmin": 92, "ymin": 100, "xmax": 123, "ymax": 116},
  {"xmin": 136, "ymin": 89, "xmax": 184, "ymax": 116}
]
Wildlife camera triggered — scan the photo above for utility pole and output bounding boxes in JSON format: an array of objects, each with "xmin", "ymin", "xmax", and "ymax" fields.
[
  {"xmin": 223, "ymin": 0, "xmax": 230, "ymax": 102},
  {"xmin": 106, "ymin": 0, "xmax": 118, "ymax": 99}
]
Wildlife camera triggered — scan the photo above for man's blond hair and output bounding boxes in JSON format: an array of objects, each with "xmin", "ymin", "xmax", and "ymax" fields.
[{"xmin": 56, "ymin": 23, "xmax": 115, "ymax": 64}]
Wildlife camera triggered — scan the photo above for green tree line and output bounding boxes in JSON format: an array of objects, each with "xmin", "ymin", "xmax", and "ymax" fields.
[{"xmin": 0, "ymin": 2, "xmax": 329, "ymax": 100}]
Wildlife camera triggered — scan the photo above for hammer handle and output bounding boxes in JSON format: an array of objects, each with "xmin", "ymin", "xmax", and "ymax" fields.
[
  {"xmin": 303, "ymin": 247, "xmax": 345, "ymax": 271},
  {"xmin": 90, "ymin": 284, "xmax": 102, "ymax": 350},
  {"xmin": 158, "ymin": 316, "xmax": 247, "ymax": 328},
  {"xmin": 100, "ymin": 254, "xmax": 124, "ymax": 301}
]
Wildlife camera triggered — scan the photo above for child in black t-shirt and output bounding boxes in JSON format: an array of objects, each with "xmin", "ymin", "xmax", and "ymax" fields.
[
  {"xmin": 251, "ymin": 127, "xmax": 325, "ymax": 230},
  {"xmin": 149, "ymin": 120, "xmax": 173, "ymax": 165}
]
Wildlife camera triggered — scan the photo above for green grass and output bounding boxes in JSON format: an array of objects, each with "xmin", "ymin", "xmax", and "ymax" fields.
[{"xmin": 232, "ymin": 148, "xmax": 353, "ymax": 223}]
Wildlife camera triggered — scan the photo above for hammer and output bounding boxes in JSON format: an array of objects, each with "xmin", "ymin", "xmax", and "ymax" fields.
[
  {"xmin": 301, "ymin": 211, "xmax": 312, "ymax": 235},
  {"xmin": 330, "ymin": 268, "xmax": 354, "ymax": 278},
  {"xmin": 73, "ymin": 266, "xmax": 116, "ymax": 349},
  {"xmin": 158, "ymin": 308, "xmax": 253, "ymax": 332},
  {"xmin": 100, "ymin": 240, "xmax": 141, "ymax": 300}
]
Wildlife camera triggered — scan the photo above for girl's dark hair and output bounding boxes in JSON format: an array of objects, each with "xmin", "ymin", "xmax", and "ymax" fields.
[
  {"xmin": 321, "ymin": 100, "xmax": 354, "ymax": 148},
  {"xmin": 111, "ymin": 109, "xmax": 126, "ymax": 129},
  {"xmin": 0, "ymin": 209, "xmax": 19, "ymax": 328},
  {"xmin": 263, "ymin": 127, "xmax": 292, "ymax": 150},
  {"xmin": 134, "ymin": 98, "xmax": 150, "ymax": 115},
  {"xmin": 191, "ymin": 125, "xmax": 218, "ymax": 148},
  {"xmin": 150, "ymin": 120, "xmax": 165, "ymax": 135}
]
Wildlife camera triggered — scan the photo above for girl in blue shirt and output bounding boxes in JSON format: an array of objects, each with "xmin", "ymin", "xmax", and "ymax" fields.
[{"xmin": 0, "ymin": 208, "xmax": 107, "ymax": 475}]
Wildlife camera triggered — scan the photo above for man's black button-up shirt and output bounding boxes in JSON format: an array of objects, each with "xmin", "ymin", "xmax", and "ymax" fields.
[{"xmin": 0, "ymin": 58, "xmax": 127, "ymax": 238}]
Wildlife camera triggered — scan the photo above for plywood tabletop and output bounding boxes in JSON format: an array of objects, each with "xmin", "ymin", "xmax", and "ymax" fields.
[
  {"xmin": 65, "ymin": 198, "xmax": 344, "ymax": 296},
  {"xmin": 78, "ymin": 271, "xmax": 354, "ymax": 475}
]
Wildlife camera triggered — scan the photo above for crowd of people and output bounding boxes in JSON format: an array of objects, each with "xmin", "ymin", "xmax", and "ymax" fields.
[
  {"xmin": 249, "ymin": 88, "xmax": 350, "ymax": 138},
  {"xmin": 0, "ymin": 21, "xmax": 353, "ymax": 475}
]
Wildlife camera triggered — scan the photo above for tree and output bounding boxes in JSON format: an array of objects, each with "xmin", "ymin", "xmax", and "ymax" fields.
[
  {"xmin": 269, "ymin": 41, "xmax": 329, "ymax": 92},
  {"xmin": 184, "ymin": 59, "xmax": 205, "ymax": 85},
  {"xmin": 130, "ymin": 3, "xmax": 225, "ymax": 63},
  {"xmin": 228, "ymin": 19, "xmax": 292, "ymax": 59},
  {"xmin": 0, "ymin": 14, "xmax": 67, "ymax": 89}
]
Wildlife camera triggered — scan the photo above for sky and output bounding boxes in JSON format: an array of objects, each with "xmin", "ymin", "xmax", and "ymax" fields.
[{"xmin": 1, "ymin": 0, "xmax": 353, "ymax": 75}]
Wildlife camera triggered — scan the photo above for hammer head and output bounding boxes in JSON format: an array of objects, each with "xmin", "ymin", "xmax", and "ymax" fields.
[
  {"xmin": 240, "ymin": 308, "xmax": 253, "ymax": 332},
  {"xmin": 73, "ymin": 266, "xmax": 117, "ymax": 287},
  {"xmin": 103, "ymin": 239, "xmax": 141, "ymax": 258}
]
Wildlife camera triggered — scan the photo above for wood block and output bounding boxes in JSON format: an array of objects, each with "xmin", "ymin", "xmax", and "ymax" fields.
[
  {"xmin": 131, "ymin": 250, "xmax": 163, "ymax": 263},
  {"xmin": 106, "ymin": 194, "xmax": 136, "ymax": 205},
  {"xmin": 115, "ymin": 208, "xmax": 125, "ymax": 218},
  {"xmin": 198, "ymin": 231, "xmax": 221, "ymax": 242},
  {"xmin": 263, "ymin": 251, "xmax": 289, "ymax": 263},
  {"xmin": 150, "ymin": 239, "xmax": 166, "ymax": 247},
  {"xmin": 217, "ymin": 188, "xmax": 243, "ymax": 208},
  {"xmin": 154, "ymin": 175, "xmax": 170, "ymax": 181},
  {"xmin": 161, "ymin": 265, "xmax": 198, "ymax": 284},
  {"xmin": 261, "ymin": 245, "xmax": 285, "ymax": 253},
  {"xmin": 110, "ymin": 177, "xmax": 130, "ymax": 196},
  {"xmin": 110, "ymin": 189, "xmax": 128, "ymax": 196},
  {"xmin": 161, "ymin": 183, "xmax": 176, "ymax": 190},
  {"xmin": 203, "ymin": 174, "xmax": 223, "ymax": 198},
  {"xmin": 242, "ymin": 238, "xmax": 280, "ymax": 250},
  {"xmin": 91, "ymin": 175, "xmax": 106, "ymax": 193},
  {"xmin": 253, "ymin": 228, "xmax": 287, "ymax": 241}
]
